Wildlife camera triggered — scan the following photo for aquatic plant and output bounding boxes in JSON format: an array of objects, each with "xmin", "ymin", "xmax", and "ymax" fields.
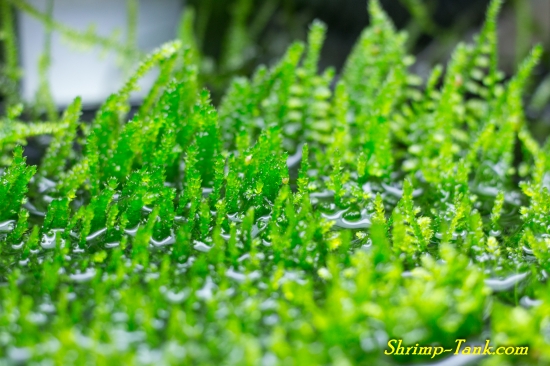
[{"xmin": 0, "ymin": 0, "xmax": 549, "ymax": 364}]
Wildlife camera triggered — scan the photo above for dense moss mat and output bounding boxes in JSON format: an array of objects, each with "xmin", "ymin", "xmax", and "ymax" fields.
[{"xmin": 1, "ymin": 0, "xmax": 549, "ymax": 364}]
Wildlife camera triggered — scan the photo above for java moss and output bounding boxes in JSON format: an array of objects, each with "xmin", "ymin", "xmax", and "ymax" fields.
[{"xmin": 1, "ymin": 0, "xmax": 550, "ymax": 364}]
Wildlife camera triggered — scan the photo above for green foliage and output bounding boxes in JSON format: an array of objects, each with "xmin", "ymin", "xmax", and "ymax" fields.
[
  {"xmin": 0, "ymin": 146, "xmax": 35, "ymax": 221},
  {"xmin": 0, "ymin": 1, "xmax": 550, "ymax": 365},
  {"xmin": 38, "ymin": 97, "xmax": 81, "ymax": 179}
]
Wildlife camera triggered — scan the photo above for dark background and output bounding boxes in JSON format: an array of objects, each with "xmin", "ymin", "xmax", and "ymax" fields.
[
  {"xmin": 187, "ymin": 0, "xmax": 550, "ymax": 128},
  {"xmin": 188, "ymin": 0, "xmax": 549, "ymax": 74}
]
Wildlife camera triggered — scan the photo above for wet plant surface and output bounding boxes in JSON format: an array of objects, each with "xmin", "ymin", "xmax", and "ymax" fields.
[{"xmin": 1, "ymin": 1, "xmax": 550, "ymax": 365}]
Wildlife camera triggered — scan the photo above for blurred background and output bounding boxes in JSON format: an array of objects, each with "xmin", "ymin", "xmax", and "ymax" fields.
[
  {"xmin": 0, "ymin": 0, "xmax": 549, "ymax": 154},
  {"xmin": 16, "ymin": 0, "xmax": 183, "ymax": 107}
]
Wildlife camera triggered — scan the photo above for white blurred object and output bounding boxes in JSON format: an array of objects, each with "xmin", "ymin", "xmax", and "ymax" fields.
[{"xmin": 17, "ymin": 0, "xmax": 183, "ymax": 108}]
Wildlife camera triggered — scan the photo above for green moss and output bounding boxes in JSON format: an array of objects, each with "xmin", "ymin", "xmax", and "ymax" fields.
[{"xmin": 0, "ymin": 0, "xmax": 549, "ymax": 364}]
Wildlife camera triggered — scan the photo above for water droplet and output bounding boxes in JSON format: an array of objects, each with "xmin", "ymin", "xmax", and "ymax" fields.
[
  {"xmin": 381, "ymin": 183, "xmax": 423, "ymax": 198},
  {"xmin": 112, "ymin": 312, "xmax": 129, "ymax": 323},
  {"xmin": 485, "ymin": 272, "xmax": 529, "ymax": 292},
  {"xmin": 0, "ymin": 220, "xmax": 15, "ymax": 232},
  {"xmin": 226, "ymin": 268, "xmax": 247, "ymax": 282},
  {"xmin": 40, "ymin": 229, "xmax": 65, "ymax": 249},
  {"xmin": 336, "ymin": 216, "xmax": 371, "ymax": 230},
  {"xmin": 310, "ymin": 190, "xmax": 334, "ymax": 199},
  {"xmin": 193, "ymin": 241, "xmax": 212, "ymax": 252},
  {"xmin": 165, "ymin": 289, "xmax": 188, "ymax": 304},
  {"xmin": 520, "ymin": 296, "xmax": 542, "ymax": 308},
  {"xmin": 196, "ymin": 277, "xmax": 216, "ymax": 300},
  {"xmin": 226, "ymin": 268, "xmax": 261, "ymax": 282},
  {"xmin": 286, "ymin": 144, "xmax": 304, "ymax": 168},
  {"xmin": 22, "ymin": 201, "xmax": 46, "ymax": 217},
  {"xmin": 37, "ymin": 177, "xmax": 57, "ymax": 193},
  {"xmin": 39, "ymin": 303, "xmax": 56, "ymax": 313},
  {"xmin": 43, "ymin": 195, "xmax": 54, "ymax": 203},
  {"xmin": 151, "ymin": 232, "xmax": 176, "ymax": 246},
  {"xmin": 260, "ymin": 299, "xmax": 278, "ymax": 311},
  {"xmin": 69, "ymin": 268, "xmax": 96, "ymax": 282},
  {"xmin": 227, "ymin": 213, "xmax": 242, "ymax": 223},
  {"xmin": 124, "ymin": 225, "xmax": 140, "ymax": 237},
  {"xmin": 238, "ymin": 253, "xmax": 250, "ymax": 262},
  {"xmin": 279, "ymin": 270, "xmax": 307, "ymax": 285},
  {"xmin": 27, "ymin": 312, "xmax": 48, "ymax": 325},
  {"xmin": 7, "ymin": 347, "xmax": 31, "ymax": 362},
  {"xmin": 263, "ymin": 314, "xmax": 279, "ymax": 326},
  {"xmin": 321, "ymin": 209, "xmax": 347, "ymax": 221},
  {"xmin": 86, "ymin": 227, "xmax": 107, "ymax": 242},
  {"xmin": 321, "ymin": 208, "xmax": 371, "ymax": 229}
]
